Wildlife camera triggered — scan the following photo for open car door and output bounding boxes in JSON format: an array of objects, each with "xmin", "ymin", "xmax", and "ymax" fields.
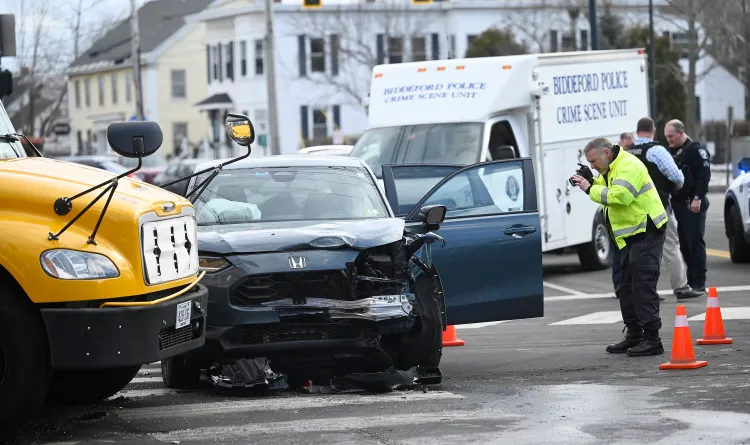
[{"xmin": 382, "ymin": 159, "xmax": 544, "ymax": 325}]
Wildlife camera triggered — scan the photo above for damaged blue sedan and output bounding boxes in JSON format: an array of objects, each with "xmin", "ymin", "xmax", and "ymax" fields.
[{"xmin": 160, "ymin": 115, "xmax": 544, "ymax": 392}]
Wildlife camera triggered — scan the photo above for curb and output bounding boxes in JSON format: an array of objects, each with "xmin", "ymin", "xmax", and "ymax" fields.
[{"xmin": 708, "ymin": 185, "xmax": 727, "ymax": 193}]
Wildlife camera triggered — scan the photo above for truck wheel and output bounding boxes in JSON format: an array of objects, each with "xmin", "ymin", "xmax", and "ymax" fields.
[
  {"xmin": 162, "ymin": 355, "xmax": 203, "ymax": 389},
  {"xmin": 47, "ymin": 366, "xmax": 140, "ymax": 405},
  {"xmin": 728, "ymin": 205, "xmax": 750, "ymax": 263},
  {"xmin": 577, "ymin": 212, "xmax": 612, "ymax": 271},
  {"xmin": 0, "ymin": 287, "xmax": 51, "ymax": 429}
]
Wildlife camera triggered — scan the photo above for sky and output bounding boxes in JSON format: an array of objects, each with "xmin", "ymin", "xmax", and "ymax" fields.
[{"xmin": 0, "ymin": 0, "xmax": 145, "ymax": 73}]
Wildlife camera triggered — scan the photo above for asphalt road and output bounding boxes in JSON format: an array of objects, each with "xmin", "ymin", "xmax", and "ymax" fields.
[{"xmin": 10, "ymin": 193, "xmax": 750, "ymax": 445}]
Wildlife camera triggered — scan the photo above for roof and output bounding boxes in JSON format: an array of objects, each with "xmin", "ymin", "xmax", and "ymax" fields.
[
  {"xmin": 194, "ymin": 155, "xmax": 366, "ymax": 172},
  {"xmin": 69, "ymin": 0, "xmax": 213, "ymax": 70}
]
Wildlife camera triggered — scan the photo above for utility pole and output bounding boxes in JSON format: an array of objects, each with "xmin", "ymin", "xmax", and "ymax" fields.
[
  {"xmin": 264, "ymin": 0, "xmax": 280, "ymax": 155},
  {"xmin": 130, "ymin": 0, "xmax": 145, "ymax": 121},
  {"xmin": 589, "ymin": 0, "xmax": 598, "ymax": 50},
  {"xmin": 648, "ymin": 0, "xmax": 657, "ymax": 118}
]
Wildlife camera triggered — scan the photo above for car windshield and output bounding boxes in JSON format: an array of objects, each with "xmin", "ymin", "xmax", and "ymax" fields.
[
  {"xmin": 0, "ymin": 136, "xmax": 26, "ymax": 160},
  {"xmin": 119, "ymin": 153, "xmax": 167, "ymax": 168},
  {"xmin": 349, "ymin": 122, "xmax": 483, "ymax": 178},
  {"xmin": 193, "ymin": 166, "xmax": 390, "ymax": 225}
]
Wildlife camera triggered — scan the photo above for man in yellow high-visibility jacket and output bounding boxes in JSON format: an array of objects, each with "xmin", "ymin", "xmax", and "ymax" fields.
[{"xmin": 572, "ymin": 137, "xmax": 668, "ymax": 357}]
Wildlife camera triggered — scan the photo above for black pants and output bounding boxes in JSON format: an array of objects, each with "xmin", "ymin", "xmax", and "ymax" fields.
[
  {"xmin": 611, "ymin": 238, "xmax": 621, "ymax": 295},
  {"xmin": 672, "ymin": 197, "xmax": 708, "ymax": 290},
  {"xmin": 617, "ymin": 228, "xmax": 666, "ymax": 332}
]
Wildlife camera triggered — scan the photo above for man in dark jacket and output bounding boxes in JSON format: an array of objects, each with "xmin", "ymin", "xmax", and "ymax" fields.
[{"xmin": 664, "ymin": 119, "xmax": 711, "ymax": 293}]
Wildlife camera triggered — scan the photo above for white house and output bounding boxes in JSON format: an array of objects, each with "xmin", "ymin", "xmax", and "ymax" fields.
[{"xmin": 187, "ymin": 0, "xmax": 746, "ymax": 156}]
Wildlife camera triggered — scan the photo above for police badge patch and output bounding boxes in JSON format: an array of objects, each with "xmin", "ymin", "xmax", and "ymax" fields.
[
  {"xmin": 506, "ymin": 175, "xmax": 520, "ymax": 201},
  {"xmin": 699, "ymin": 148, "xmax": 709, "ymax": 160}
]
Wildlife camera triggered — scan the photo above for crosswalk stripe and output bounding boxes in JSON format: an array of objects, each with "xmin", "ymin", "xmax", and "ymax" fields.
[
  {"xmin": 688, "ymin": 306, "xmax": 750, "ymax": 321},
  {"xmin": 548, "ymin": 311, "xmax": 623, "ymax": 325},
  {"xmin": 118, "ymin": 390, "xmax": 464, "ymax": 420}
]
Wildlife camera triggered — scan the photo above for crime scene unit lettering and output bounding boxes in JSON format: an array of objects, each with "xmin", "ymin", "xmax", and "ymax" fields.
[
  {"xmin": 551, "ymin": 70, "xmax": 630, "ymax": 125},
  {"xmin": 383, "ymin": 82, "xmax": 487, "ymax": 103}
]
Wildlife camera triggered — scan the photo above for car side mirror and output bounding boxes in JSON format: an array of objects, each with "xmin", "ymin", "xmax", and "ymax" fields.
[
  {"xmin": 107, "ymin": 121, "xmax": 163, "ymax": 158},
  {"xmin": 225, "ymin": 113, "xmax": 255, "ymax": 146},
  {"xmin": 738, "ymin": 157, "xmax": 750, "ymax": 174},
  {"xmin": 419, "ymin": 204, "xmax": 447, "ymax": 228}
]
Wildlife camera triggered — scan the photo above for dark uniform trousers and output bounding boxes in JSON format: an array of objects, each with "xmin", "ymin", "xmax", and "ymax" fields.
[
  {"xmin": 671, "ymin": 197, "xmax": 708, "ymax": 291},
  {"xmin": 615, "ymin": 221, "xmax": 666, "ymax": 332}
]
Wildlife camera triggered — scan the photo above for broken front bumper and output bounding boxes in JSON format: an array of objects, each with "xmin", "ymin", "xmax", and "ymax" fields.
[{"xmin": 41, "ymin": 284, "xmax": 209, "ymax": 369}]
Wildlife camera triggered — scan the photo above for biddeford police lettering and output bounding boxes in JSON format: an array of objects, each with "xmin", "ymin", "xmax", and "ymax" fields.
[
  {"xmin": 551, "ymin": 70, "xmax": 631, "ymax": 125},
  {"xmin": 382, "ymin": 82, "xmax": 488, "ymax": 104}
]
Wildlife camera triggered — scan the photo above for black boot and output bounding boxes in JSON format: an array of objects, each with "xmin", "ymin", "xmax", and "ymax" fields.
[
  {"xmin": 626, "ymin": 330, "xmax": 664, "ymax": 356},
  {"xmin": 606, "ymin": 326, "xmax": 643, "ymax": 353}
]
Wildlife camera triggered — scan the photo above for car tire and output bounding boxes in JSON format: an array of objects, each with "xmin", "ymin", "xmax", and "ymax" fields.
[
  {"xmin": 161, "ymin": 355, "xmax": 203, "ymax": 389},
  {"xmin": 728, "ymin": 204, "xmax": 750, "ymax": 263},
  {"xmin": 577, "ymin": 211, "xmax": 612, "ymax": 271},
  {"xmin": 0, "ymin": 286, "xmax": 51, "ymax": 430},
  {"xmin": 47, "ymin": 366, "xmax": 141, "ymax": 405}
]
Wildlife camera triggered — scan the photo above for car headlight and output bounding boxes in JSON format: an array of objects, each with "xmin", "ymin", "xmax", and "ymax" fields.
[
  {"xmin": 40, "ymin": 249, "xmax": 120, "ymax": 280},
  {"xmin": 199, "ymin": 255, "xmax": 231, "ymax": 273}
]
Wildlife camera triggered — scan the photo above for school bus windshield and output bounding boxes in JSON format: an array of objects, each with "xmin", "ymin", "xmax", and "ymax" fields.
[{"xmin": 350, "ymin": 122, "xmax": 483, "ymax": 177}]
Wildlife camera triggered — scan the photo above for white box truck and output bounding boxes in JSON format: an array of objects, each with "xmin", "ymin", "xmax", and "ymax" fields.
[{"xmin": 350, "ymin": 49, "xmax": 650, "ymax": 271}]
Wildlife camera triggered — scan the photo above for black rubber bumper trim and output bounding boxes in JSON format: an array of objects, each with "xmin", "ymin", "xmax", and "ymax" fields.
[{"xmin": 40, "ymin": 284, "xmax": 209, "ymax": 370}]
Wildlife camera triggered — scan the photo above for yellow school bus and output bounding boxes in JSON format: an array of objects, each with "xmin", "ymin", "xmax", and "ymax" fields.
[{"xmin": 0, "ymin": 99, "xmax": 208, "ymax": 429}]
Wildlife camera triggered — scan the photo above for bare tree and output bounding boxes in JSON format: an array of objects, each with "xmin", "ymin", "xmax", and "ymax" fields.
[
  {"xmin": 495, "ymin": 0, "xmax": 564, "ymax": 53},
  {"xmin": 281, "ymin": 1, "xmax": 439, "ymax": 109},
  {"xmin": 660, "ymin": 0, "xmax": 717, "ymax": 136}
]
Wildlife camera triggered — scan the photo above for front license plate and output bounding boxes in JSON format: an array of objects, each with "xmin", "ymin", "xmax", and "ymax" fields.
[{"xmin": 176, "ymin": 301, "xmax": 191, "ymax": 329}]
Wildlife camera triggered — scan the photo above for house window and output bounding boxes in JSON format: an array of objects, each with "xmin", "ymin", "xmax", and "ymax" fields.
[
  {"xmin": 550, "ymin": 30, "xmax": 559, "ymax": 52},
  {"xmin": 74, "ymin": 80, "xmax": 81, "ymax": 108},
  {"xmin": 580, "ymin": 29, "xmax": 589, "ymax": 50},
  {"xmin": 111, "ymin": 74, "xmax": 118, "ymax": 104},
  {"xmin": 312, "ymin": 108, "xmax": 327, "ymax": 139},
  {"xmin": 125, "ymin": 71, "xmax": 132, "ymax": 103},
  {"xmin": 310, "ymin": 38, "xmax": 325, "ymax": 72},
  {"xmin": 255, "ymin": 39, "xmax": 264, "ymax": 75},
  {"xmin": 173, "ymin": 122, "xmax": 188, "ymax": 153},
  {"xmin": 412, "ymin": 37, "xmax": 427, "ymax": 61},
  {"xmin": 171, "ymin": 69, "xmax": 186, "ymax": 99},
  {"xmin": 98, "ymin": 76, "xmax": 105, "ymax": 106},
  {"xmin": 448, "ymin": 35, "xmax": 456, "ymax": 59},
  {"xmin": 467, "ymin": 34, "xmax": 477, "ymax": 46},
  {"xmin": 561, "ymin": 33, "xmax": 576, "ymax": 51},
  {"xmin": 226, "ymin": 42, "xmax": 234, "ymax": 81},
  {"xmin": 240, "ymin": 40, "xmax": 247, "ymax": 76},
  {"xmin": 388, "ymin": 37, "xmax": 403, "ymax": 63},
  {"xmin": 212, "ymin": 45, "xmax": 220, "ymax": 80}
]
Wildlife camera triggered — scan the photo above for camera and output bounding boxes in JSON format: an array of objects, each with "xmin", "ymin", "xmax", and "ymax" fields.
[{"xmin": 568, "ymin": 163, "xmax": 594, "ymax": 187}]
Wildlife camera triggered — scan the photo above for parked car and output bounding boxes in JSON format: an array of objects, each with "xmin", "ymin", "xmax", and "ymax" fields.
[
  {"xmin": 298, "ymin": 145, "xmax": 353, "ymax": 156},
  {"xmin": 153, "ymin": 158, "xmax": 207, "ymax": 196},
  {"xmin": 161, "ymin": 150, "xmax": 544, "ymax": 390},
  {"xmin": 118, "ymin": 152, "xmax": 168, "ymax": 184},
  {"xmin": 55, "ymin": 155, "xmax": 144, "ymax": 180},
  {"xmin": 724, "ymin": 157, "xmax": 750, "ymax": 262}
]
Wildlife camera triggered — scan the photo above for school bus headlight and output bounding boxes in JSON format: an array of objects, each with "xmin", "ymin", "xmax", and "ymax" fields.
[{"xmin": 41, "ymin": 249, "xmax": 120, "ymax": 280}]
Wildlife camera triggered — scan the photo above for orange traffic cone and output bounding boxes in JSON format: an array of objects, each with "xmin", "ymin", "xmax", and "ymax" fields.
[
  {"xmin": 442, "ymin": 325, "xmax": 465, "ymax": 347},
  {"xmin": 697, "ymin": 287, "xmax": 733, "ymax": 345},
  {"xmin": 659, "ymin": 305, "xmax": 707, "ymax": 370}
]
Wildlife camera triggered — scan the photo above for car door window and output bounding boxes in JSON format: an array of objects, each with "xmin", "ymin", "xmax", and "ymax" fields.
[
  {"xmin": 389, "ymin": 165, "xmax": 463, "ymax": 216},
  {"xmin": 411, "ymin": 160, "xmax": 527, "ymax": 220}
]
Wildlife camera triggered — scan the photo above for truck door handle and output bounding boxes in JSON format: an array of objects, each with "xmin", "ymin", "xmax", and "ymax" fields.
[{"xmin": 504, "ymin": 225, "xmax": 537, "ymax": 238}]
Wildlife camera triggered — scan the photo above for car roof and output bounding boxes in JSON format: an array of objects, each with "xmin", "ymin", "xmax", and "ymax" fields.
[
  {"xmin": 57, "ymin": 155, "xmax": 118, "ymax": 161},
  {"xmin": 194, "ymin": 154, "xmax": 366, "ymax": 172}
]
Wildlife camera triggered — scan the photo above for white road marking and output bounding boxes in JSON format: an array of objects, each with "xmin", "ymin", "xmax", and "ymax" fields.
[
  {"xmin": 120, "ymin": 391, "xmax": 464, "ymax": 420},
  {"xmin": 109, "ymin": 388, "xmax": 179, "ymax": 398},
  {"xmin": 130, "ymin": 377, "xmax": 162, "ymax": 384},
  {"xmin": 543, "ymin": 281, "xmax": 586, "ymax": 295},
  {"xmin": 544, "ymin": 284, "xmax": 750, "ymax": 302},
  {"xmin": 455, "ymin": 321, "xmax": 511, "ymax": 329},
  {"xmin": 549, "ymin": 311, "xmax": 623, "ymax": 325},
  {"xmin": 688, "ymin": 307, "xmax": 750, "ymax": 321}
]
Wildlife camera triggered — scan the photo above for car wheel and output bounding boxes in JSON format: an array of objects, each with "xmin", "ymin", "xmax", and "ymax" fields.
[
  {"xmin": 728, "ymin": 204, "xmax": 750, "ymax": 263},
  {"xmin": 577, "ymin": 211, "xmax": 612, "ymax": 271},
  {"xmin": 47, "ymin": 366, "xmax": 141, "ymax": 405},
  {"xmin": 0, "ymin": 287, "xmax": 51, "ymax": 430},
  {"xmin": 162, "ymin": 355, "xmax": 203, "ymax": 389}
]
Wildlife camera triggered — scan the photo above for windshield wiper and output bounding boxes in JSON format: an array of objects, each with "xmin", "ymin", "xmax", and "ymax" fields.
[{"xmin": 0, "ymin": 133, "xmax": 43, "ymax": 157}]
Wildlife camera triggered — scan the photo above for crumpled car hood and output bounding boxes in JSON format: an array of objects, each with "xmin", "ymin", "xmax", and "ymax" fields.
[{"xmin": 198, "ymin": 218, "xmax": 406, "ymax": 255}]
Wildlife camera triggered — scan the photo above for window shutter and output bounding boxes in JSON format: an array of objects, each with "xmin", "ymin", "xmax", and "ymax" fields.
[
  {"xmin": 206, "ymin": 45, "xmax": 211, "ymax": 84},
  {"xmin": 376, "ymin": 34, "xmax": 385, "ymax": 64},
  {"xmin": 218, "ymin": 43, "xmax": 223, "ymax": 81},
  {"xmin": 227, "ymin": 41, "xmax": 235, "ymax": 81},
  {"xmin": 300, "ymin": 106, "xmax": 309, "ymax": 140},
  {"xmin": 298, "ymin": 35, "xmax": 307, "ymax": 77},
  {"xmin": 431, "ymin": 33, "xmax": 440, "ymax": 60},
  {"xmin": 332, "ymin": 105, "xmax": 341, "ymax": 129},
  {"xmin": 580, "ymin": 30, "xmax": 589, "ymax": 50},
  {"xmin": 331, "ymin": 34, "xmax": 339, "ymax": 76}
]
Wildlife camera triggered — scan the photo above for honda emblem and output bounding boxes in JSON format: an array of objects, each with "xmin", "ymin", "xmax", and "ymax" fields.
[{"xmin": 288, "ymin": 256, "xmax": 307, "ymax": 269}]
